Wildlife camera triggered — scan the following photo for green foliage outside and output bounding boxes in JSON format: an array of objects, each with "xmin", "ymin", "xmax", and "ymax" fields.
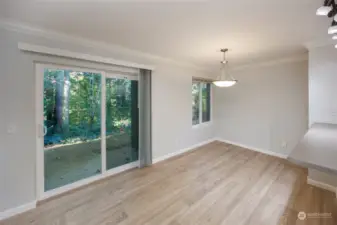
[
  {"xmin": 192, "ymin": 82, "xmax": 211, "ymax": 125},
  {"xmin": 43, "ymin": 69, "xmax": 132, "ymax": 147},
  {"xmin": 192, "ymin": 82, "xmax": 200, "ymax": 125}
]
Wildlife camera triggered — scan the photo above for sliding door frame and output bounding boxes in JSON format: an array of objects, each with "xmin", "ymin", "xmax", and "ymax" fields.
[{"xmin": 35, "ymin": 63, "xmax": 140, "ymax": 201}]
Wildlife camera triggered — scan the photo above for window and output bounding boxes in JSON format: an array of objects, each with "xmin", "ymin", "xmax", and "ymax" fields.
[{"xmin": 192, "ymin": 81, "xmax": 211, "ymax": 125}]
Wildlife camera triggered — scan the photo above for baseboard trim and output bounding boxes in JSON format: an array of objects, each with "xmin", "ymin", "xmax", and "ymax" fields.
[
  {"xmin": 307, "ymin": 177, "xmax": 337, "ymax": 196},
  {"xmin": 0, "ymin": 201, "xmax": 37, "ymax": 221},
  {"xmin": 216, "ymin": 138, "xmax": 288, "ymax": 159},
  {"xmin": 152, "ymin": 138, "xmax": 217, "ymax": 164}
]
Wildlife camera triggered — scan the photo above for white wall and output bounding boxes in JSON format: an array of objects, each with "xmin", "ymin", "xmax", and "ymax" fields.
[
  {"xmin": 309, "ymin": 45, "xmax": 337, "ymax": 126},
  {"xmin": 151, "ymin": 65, "xmax": 215, "ymax": 159},
  {"xmin": 0, "ymin": 27, "xmax": 216, "ymax": 212},
  {"xmin": 214, "ymin": 60, "xmax": 309, "ymax": 156}
]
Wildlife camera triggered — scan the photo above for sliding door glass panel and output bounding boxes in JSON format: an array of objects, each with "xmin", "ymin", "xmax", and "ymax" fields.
[
  {"xmin": 43, "ymin": 69, "xmax": 102, "ymax": 191},
  {"xmin": 201, "ymin": 83, "xmax": 211, "ymax": 122},
  {"xmin": 106, "ymin": 77, "xmax": 139, "ymax": 170},
  {"xmin": 192, "ymin": 82, "xmax": 200, "ymax": 125}
]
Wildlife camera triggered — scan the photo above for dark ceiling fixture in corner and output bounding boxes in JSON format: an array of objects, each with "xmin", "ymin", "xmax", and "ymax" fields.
[
  {"xmin": 316, "ymin": 0, "xmax": 337, "ymax": 47},
  {"xmin": 316, "ymin": 0, "xmax": 334, "ymax": 16},
  {"xmin": 328, "ymin": 20, "xmax": 337, "ymax": 34}
]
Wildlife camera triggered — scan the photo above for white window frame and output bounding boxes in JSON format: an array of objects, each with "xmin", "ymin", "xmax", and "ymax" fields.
[
  {"xmin": 192, "ymin": 81, "xmax": 212, "ymax": 128},
  {"xmin": 35, "ymin": 62, "xmax": 140, "ymax": 201}
]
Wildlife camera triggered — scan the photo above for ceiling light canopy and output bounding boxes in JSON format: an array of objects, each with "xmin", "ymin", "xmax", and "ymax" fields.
[{"xmin": 213, "ymin": 49, "xmax": 237, "ymax": 88}]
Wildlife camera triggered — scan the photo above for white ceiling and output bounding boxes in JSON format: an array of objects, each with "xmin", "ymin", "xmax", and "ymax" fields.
[{"xmin": 0, "ymin": 0, "xmax": 333, "ymax": 68}]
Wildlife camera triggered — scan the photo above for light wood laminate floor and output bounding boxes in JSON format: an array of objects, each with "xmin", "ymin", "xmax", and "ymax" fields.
[{"xmin": 1, "ymin": 141, "xmax": 337, "ymax": 225}]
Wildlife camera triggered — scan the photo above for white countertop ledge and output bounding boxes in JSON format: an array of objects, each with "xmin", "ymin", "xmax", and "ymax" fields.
[{"xmin": 288, "ymin": 123, "xmax": 337, "ymax": 175}]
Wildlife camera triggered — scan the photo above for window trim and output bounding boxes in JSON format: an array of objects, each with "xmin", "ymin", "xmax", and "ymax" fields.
[{"xmin": 192, "ymin": 81, "xmax": 212, "ymax": 128}]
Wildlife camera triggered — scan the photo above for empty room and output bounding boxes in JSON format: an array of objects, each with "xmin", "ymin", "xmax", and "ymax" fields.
[{"xmin": 1, "ymin": 0, "xmax": 337, "ymax": 224}]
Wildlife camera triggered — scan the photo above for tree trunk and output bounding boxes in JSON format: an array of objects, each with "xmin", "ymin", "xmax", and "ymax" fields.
[
  {"xmin": 89, "ymin": 76, "xmax": 95, "ymax": 132},
  {"xmin": 106, "ymin": 80, "xmax": 112, "ymax": 131},
  {"xmin": 55, "ymin": 70, "xmax": 64, "ymax": 134},
  {"xmin": 63, "ymin": 70, "xmax": 70, "ymax": 136}
]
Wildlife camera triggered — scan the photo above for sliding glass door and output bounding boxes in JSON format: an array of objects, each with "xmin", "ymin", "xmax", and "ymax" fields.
[
  {"xmin": 105, "ymin": 75, "xmax": 139, "ymax": 170},
  {"xmin": 38, "ymin": 64, "xmax": 139, "ymax": 196},
  {"xmin": 43, "ymin": 69, "xmax": 102, "ymax": 191}
]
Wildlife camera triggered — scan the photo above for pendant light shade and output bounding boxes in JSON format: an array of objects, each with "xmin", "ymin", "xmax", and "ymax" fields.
[
  {"xmin": 317, "ymin": 6, "xmax": 332, "ymax": 15},
  {"xmin": 213, "ymin": 80, "xmax": 237, "ymax": 87},
  {"xmin": 317, "ymin": 0, "xmax": 334, "ymax": 15},
  {"xmin": 328, "ymin": 20, "xmax": 337, "ymax": 34},
  {"xmin": 213, "ymin": 49, "xmax": 238, "ymax": 88}
]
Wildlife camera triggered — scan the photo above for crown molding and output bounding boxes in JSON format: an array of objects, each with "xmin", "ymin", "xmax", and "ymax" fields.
[
  {"xmin": 18, "ymin": 42, "xmax": 155, "ymax": 70},
  {"xmin": 231, "ymin": 53, "xmax": 308, "ymax": 72},
  {"xmin": 0, "ymin": 19, "xmax": 210, "ymax": 72}
]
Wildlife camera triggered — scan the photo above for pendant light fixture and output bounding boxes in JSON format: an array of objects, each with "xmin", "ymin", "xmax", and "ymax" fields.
[
  {"xmin": 316, "ymin": 0, "xmax": 337, "ymax": 48},
  {"xmin": 316, "ymin": 0, "xmax": 334, "ymax": 16},
  {"xmin": 213, "ymin": 49, "xmax": 237, "ymax": 88}
]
